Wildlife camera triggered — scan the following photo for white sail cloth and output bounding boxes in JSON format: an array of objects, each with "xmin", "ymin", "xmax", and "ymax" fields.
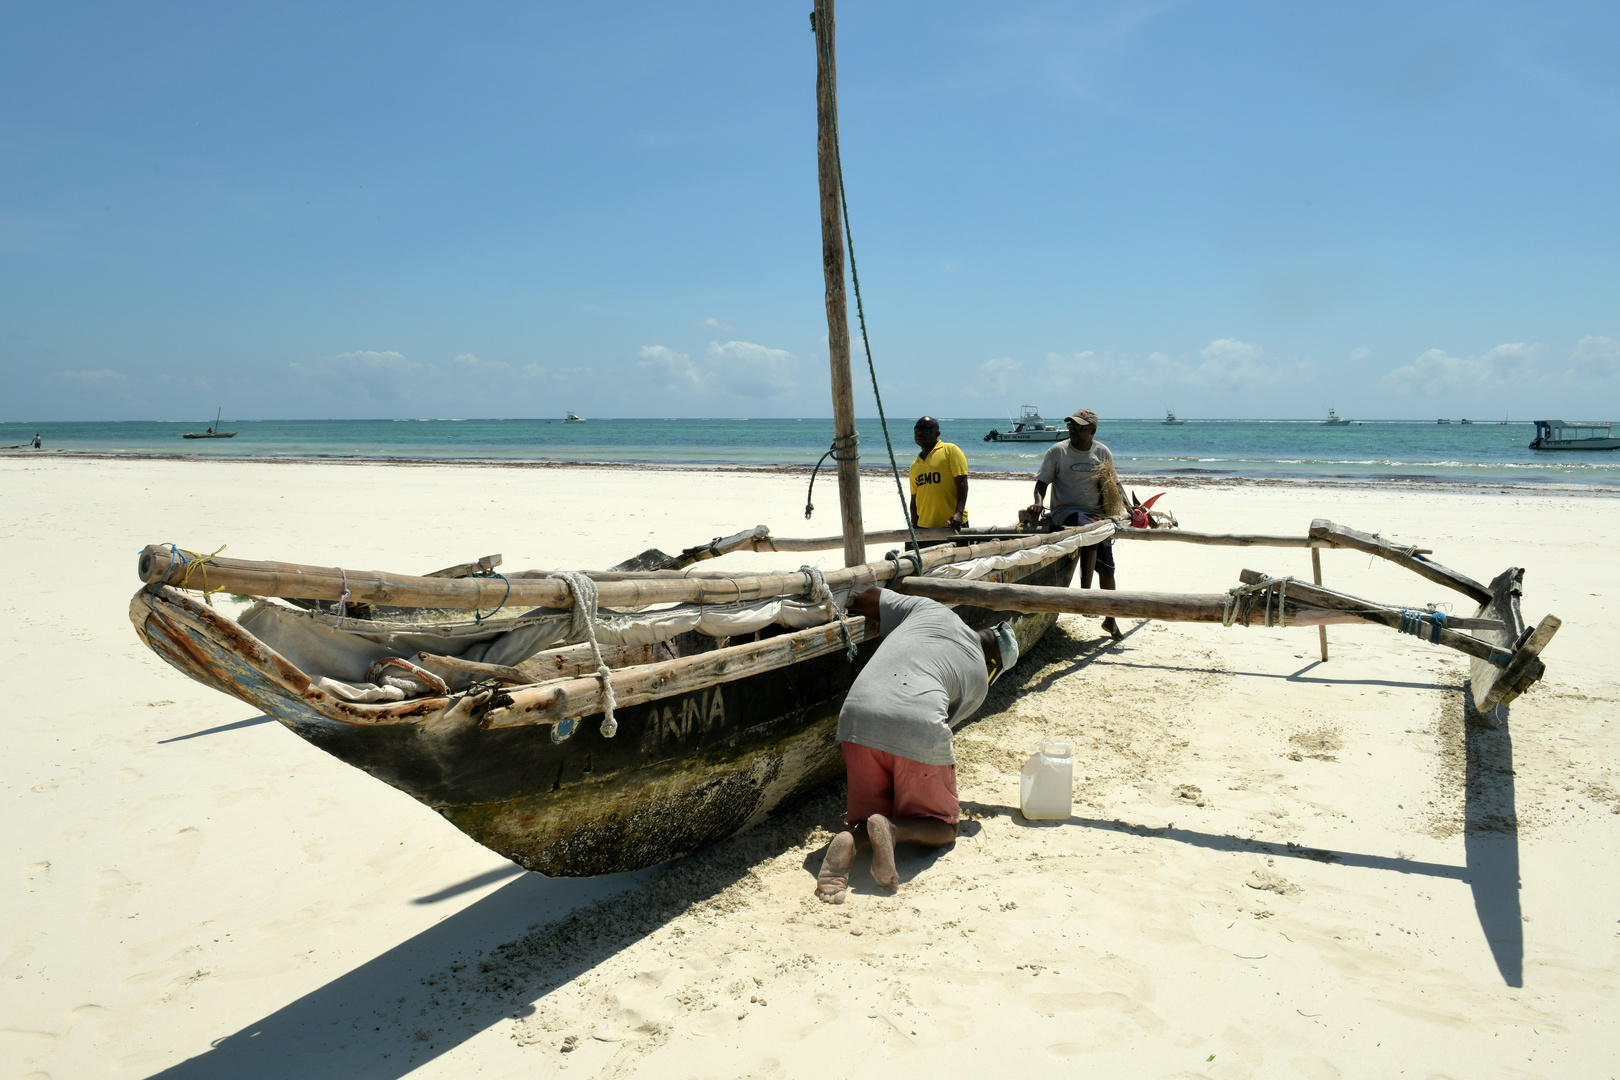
[
  {"xmin": 922, "ymin": 522, "xmax": 1114, "ymax": 582},
  {"xmin": 236, "ymin": 527, "xmax": 1112, "ymax": 702}
]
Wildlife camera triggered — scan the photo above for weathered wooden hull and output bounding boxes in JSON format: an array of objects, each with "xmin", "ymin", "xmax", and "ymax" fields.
[{"xmin": 130, "ymin": 553, "xmax": 1077, "ymax": 876}]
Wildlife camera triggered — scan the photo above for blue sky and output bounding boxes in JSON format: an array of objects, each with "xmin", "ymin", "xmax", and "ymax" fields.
[{"xmin": 3, "ymin": 1, "xmax": 1617, "ymax": 421}]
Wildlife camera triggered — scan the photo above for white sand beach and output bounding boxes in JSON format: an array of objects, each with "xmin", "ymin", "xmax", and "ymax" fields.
[{"xmin": 3, "ymin": 456, "xmax": 1617, "ymax": 1078}]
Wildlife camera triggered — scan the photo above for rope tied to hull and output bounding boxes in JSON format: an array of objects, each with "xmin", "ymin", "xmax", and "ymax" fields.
[
  {"xmin": 148, "ymin": 543, "xmax": 226, "ymax": 605},
  {"xmin": 800, "ymin": 564, "xmax": 857, "ymax": 661},
  {"xmin": 1223, "ymin": 575, "xmax": 1293, "ymax": 629},
  {"xmin": 553, "ymin": 571, "xmax": 617, "ymax": 738},
  {"xmin": 472, "ymin": 569, "xmax": 511, "ymax": 625}
]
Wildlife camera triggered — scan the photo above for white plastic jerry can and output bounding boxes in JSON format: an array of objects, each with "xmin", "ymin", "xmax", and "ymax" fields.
[{"xmin": 1020, "ymin": 741, "xmax": 1074, "ymax": 821}]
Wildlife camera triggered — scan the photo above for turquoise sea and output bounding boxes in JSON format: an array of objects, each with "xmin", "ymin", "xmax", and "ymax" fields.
[{"xmin": 4, "ymin": 417, "xmax": 1617, "ymax": 489}]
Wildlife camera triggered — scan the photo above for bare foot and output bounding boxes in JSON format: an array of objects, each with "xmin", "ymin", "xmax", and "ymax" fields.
[
  {"xmin": 816, "ymin": 831, "xmax": 855, "ymax": 903},
  {"xmin": 1103, "ymin": 616, "xmax": 1123, "ymax": 641},
  {"xmin": 867, "ymin": 814, "xmax": 899, "ymax": 890}
]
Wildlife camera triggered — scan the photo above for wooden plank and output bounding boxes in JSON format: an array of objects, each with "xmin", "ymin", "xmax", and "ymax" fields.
[
  {"xmin": 137, "ymin": 527, "xmax": 1095, "ymax": 612},
  {"xmin": 752, "ymin": 527, "xmax": 998, "ymax": 552},
  {"xmin": 424, "ymin": 554, "xmax": 502, "ymax": 579},
  {"xmin": 1483, "ymin": 615, "xmax": 1561, "ymax": 710},
  {"xmin": 483, "ymin": 616, "xmax": 870, "ymax": 728},
  {"xmin": 1236, "ymin": 569, "xmax": 1504, "ymax": 664},
  {"xmin": 891, "ymin": 577, "xmax": 1360, "ymax": 626},
  {"xmin": 1309, "ymin": 519, "xmax": 1491, "ymax": 605},
  {"xmin": 610, "ymin": 525, "xmax": 771, "ymax": 572},
  {"xmin": 1466, "ymin": 567, "xmax": 1525, "ymax": 717},
  {"xmin": 1312, "ymin": 546, "xmax": 1329, "ymax": 662},
  {"xmin": 813, "ymin": 0, "xmax": 866, "ymax": 568}
]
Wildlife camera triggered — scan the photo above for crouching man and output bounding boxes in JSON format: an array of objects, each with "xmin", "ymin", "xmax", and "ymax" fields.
[{"xmin": 815, "ymin": 586, "xmax": 1019, "ymax": 903}]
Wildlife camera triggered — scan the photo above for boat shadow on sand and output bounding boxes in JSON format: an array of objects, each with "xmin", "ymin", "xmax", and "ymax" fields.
[{"xmin": 975, "ymin": 679, "xmax": 1522, "ymax": 988}]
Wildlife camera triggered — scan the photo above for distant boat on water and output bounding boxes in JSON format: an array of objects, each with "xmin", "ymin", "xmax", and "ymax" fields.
[
  {"xmin": 983, "ymin": 405, "xmax": 1065, "ymax": 442},
  {"xmin": 1528, "ymin": 420, "xmax": 1620, "ymax": 451},
  {"xmin": 564, "ymin": 411, "xmax": 587, "ymax": 423},
  {"xmin": 1163, "ymin": 410, "xmax": 1184, "ymax": 425},
  {"xmin": 1437, "ymin": 418, "xmax": 1451, "ymax": 424},
  {"xmin": 1460, "ymin": 418, "xmax": 1473, "ymax": 425},
  {"xmin": 182, "ymin": 408, "xmax": 236, "ymax": 439},
  {"xmin": 1321, "ymin": 408, "xmax": 1351, "ymax": 426}
]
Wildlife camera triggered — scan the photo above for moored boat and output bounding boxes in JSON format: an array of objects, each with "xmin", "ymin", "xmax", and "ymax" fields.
[
  {"xmin": 182, "ymin": 408, "xmax": 237, "ymax": 439},
  {"xmin": 1321, "ymin": 408, "xmax": 1351, "ymax": 425},
  {"xmin": 1164, "ymin": 410, "xmax": 1184, "ymax": 425},
  {"xmin": 1529, "ymin": 419, "xmax": 1620, "ymax": 450},
  {"xmin": 984, "ymin": 405, "xmax": 1066, "ymax": 442}
]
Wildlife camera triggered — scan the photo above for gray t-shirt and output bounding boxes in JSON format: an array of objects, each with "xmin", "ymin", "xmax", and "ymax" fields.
[
  {"xmin": 1037, "ymin": 439, "xmax": 1114, "ymax": 518},
  {"xmin": 836, "ymin": 592, "xmax": 989, "ymax": 767}
]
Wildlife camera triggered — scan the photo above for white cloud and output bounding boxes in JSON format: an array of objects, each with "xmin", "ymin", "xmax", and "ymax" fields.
[
  {"xmin": 288, "ymin": 350, "xmax": 426, "ymax": 402},
  {"xmin": 638, "ymin": 341, "xmax": 798, "ymax": 399},
  {"xmin": 56, "ymin": 368, "xmax": 127, "ymax": 385},
  {"xmin": 979, "ymin": 356, "xmax": 1023, "ymax": 397},
  {"xmin": 1380, "ymin": 342, "xmax": 1545, "ymax": 397},
  {"xmin": 699, "ymin": 317, "xmax": 732, "ymax": 330},
  {"xmin": 1572, "ymin": 335, "xmax": 1619, "ymax": 377}
]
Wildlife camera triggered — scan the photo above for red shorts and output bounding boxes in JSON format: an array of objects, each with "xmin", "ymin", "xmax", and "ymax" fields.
[{"xmin": 840, "ymin": 742, "xmax": 960, "ymax": 826}]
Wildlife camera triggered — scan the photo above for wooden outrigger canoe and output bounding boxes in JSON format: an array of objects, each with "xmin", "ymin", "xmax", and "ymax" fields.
[{"xmin": 131, "ymin": 526, "xmax": 1097, "ymax": 876}]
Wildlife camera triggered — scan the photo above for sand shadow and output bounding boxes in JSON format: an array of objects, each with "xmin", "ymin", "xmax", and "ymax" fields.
[
  {"xmin": 1462, "ymin": 682, "xmax": 1522, "ymax": 987},
  {"xmin": 144, "ymin": 787, "xmax": 843, "ymax": 1079},
  {"xmin": 1101, "ymin": 660, "xmax": 1451, "ymax": 692},
  {"xmin": 157, "ymin": 715, "xmax": 277, "ymax": 743}
]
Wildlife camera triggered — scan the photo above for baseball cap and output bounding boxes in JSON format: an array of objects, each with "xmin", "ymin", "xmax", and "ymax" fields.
[{"xmin": 1064, "ymin": 408, "xmax": 1099, "ymax": 428}]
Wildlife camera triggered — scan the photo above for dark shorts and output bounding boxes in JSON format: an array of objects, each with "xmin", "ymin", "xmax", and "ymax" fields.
[{"xmin": 1057, "ymin": 509, "xmax": 1116, "ymax": 574}]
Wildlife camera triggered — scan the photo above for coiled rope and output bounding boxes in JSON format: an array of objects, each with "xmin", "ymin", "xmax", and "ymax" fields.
[
  {"xmin": 553, "ymin": 571, "xmax": 617, "ymax": 738},
  {"xmin": 813, "ymin": 6, "xmax": 924, "ymax": 578},
  {"xmin": 800, "ymin": 564, "xmax": 857, "ymax": 660},
  {"xmin": 1222, "ymin": 575, "xmax": 1292, "ymax": 628}
]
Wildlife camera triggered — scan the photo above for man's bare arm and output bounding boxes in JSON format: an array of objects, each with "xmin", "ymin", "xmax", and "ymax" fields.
[
  {"xmin": 949, "ymin": 475, "xmax": 968, "ymax": 530},
  {"xmin": 909, "ymin": 493, "xmax": 919, "ymax": 527}
]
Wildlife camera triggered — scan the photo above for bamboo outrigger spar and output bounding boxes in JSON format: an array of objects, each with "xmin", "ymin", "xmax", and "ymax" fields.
[{"xmin": 127, "ymin": 3, "xmax": 1558, "ymax": 878}]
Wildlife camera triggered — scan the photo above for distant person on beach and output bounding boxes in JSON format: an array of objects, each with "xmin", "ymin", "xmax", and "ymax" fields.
[
  {"xmin": 32, "ymin": 433, "xmax": 41, "ymax": 449},
  {"xmin": 815, "ymin": 587, "xmax": 1018, "ymax": 904},
  {"xmin": 909, "ymin": 416, "xmax": 969, "ymax": 531},
  {"xmin": 1029, "ymin": 408, "xmax": 1127, "ymax": 640}
]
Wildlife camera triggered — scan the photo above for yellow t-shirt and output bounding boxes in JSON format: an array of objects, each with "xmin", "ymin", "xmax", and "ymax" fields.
[{"xmin": 909, "ymin": 441, "xmax": 969, "ymax": 528}]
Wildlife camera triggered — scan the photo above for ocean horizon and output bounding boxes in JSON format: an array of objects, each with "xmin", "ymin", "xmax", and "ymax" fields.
[{"xmin": 5, "ymin": 416, "xmax": 1617, "ymax": 489}]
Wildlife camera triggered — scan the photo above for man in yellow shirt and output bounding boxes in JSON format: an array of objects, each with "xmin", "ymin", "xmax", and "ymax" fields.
[{"xmin": 909, "ymin": 416, "xmax": 969, "ymax": 530}]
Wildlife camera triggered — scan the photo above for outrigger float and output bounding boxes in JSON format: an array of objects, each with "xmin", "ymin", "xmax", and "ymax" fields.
[{"xmin": 128, "ymin": 1, "xmax": 1558, "ymax": 878}]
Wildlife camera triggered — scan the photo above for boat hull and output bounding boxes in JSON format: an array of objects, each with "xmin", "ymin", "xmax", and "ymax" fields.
[
  {"xmin": 131, "ymin": 552, "xmax": 1078, "ymax": 876},
  {"xmin": 1529, "ymin": 438, "xmax": 1620, "ymax": 450}
]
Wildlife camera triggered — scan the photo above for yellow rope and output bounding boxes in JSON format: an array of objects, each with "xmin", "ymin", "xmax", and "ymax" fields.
[{"xmin": 176, "ymin": 544, "xmax": 227, "ymax": 605}]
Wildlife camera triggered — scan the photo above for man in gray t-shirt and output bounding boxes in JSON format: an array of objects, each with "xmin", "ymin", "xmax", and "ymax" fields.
[
  {"xmin": 1030, "ymin": 407, "xmax": 1127, "ymax": 639},
  {"xmin": 815, "ymin": 589, "xmax": 1020, "ymax": 904}
]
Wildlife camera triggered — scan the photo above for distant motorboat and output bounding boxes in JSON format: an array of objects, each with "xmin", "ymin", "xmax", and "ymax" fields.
[
  {"xmin": 1437, "ymin": 419, "xmax": 1451, "ymax": 424},
  {"xmin": 1529, "ymin": 420, "xmax": 1620, "ymax": 451},
  {"xmin": 564, "ymin": 411, "xmax": 587, "ymax": 423},
  {"xmin": 1163, "ymin": 410, "xmax": 1184, "ymax": 425},
  {"xmin": 1459, "ymin": 418, "xmax": 1473, "ymax": 425},
  {"xmin": 182, "ymin": 408, "xmax": 237, "ymax": 439},
  {"xmin": 1321, "ymin": 408, "xmax": 1351, "ymax": 426},
  {"xmin": 984, "ymin": 405, "xmax": 1065, "ymax": 442}
]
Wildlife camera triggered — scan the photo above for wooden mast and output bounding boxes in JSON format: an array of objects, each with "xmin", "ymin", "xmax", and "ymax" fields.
[{"xmin": 813, "ymin": 0, "xmax": 866, "ymax": 567}]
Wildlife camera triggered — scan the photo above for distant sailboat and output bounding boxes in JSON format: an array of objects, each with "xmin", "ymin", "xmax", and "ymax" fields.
[{"xmin": 182, "ymin": 408, "xmax": 237, "ymax": 439}]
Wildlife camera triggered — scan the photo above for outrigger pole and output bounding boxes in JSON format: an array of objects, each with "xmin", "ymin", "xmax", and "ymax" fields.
[{"xmin": 812, "ymin": 0, "xmax": 866, "ymax": 567}]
